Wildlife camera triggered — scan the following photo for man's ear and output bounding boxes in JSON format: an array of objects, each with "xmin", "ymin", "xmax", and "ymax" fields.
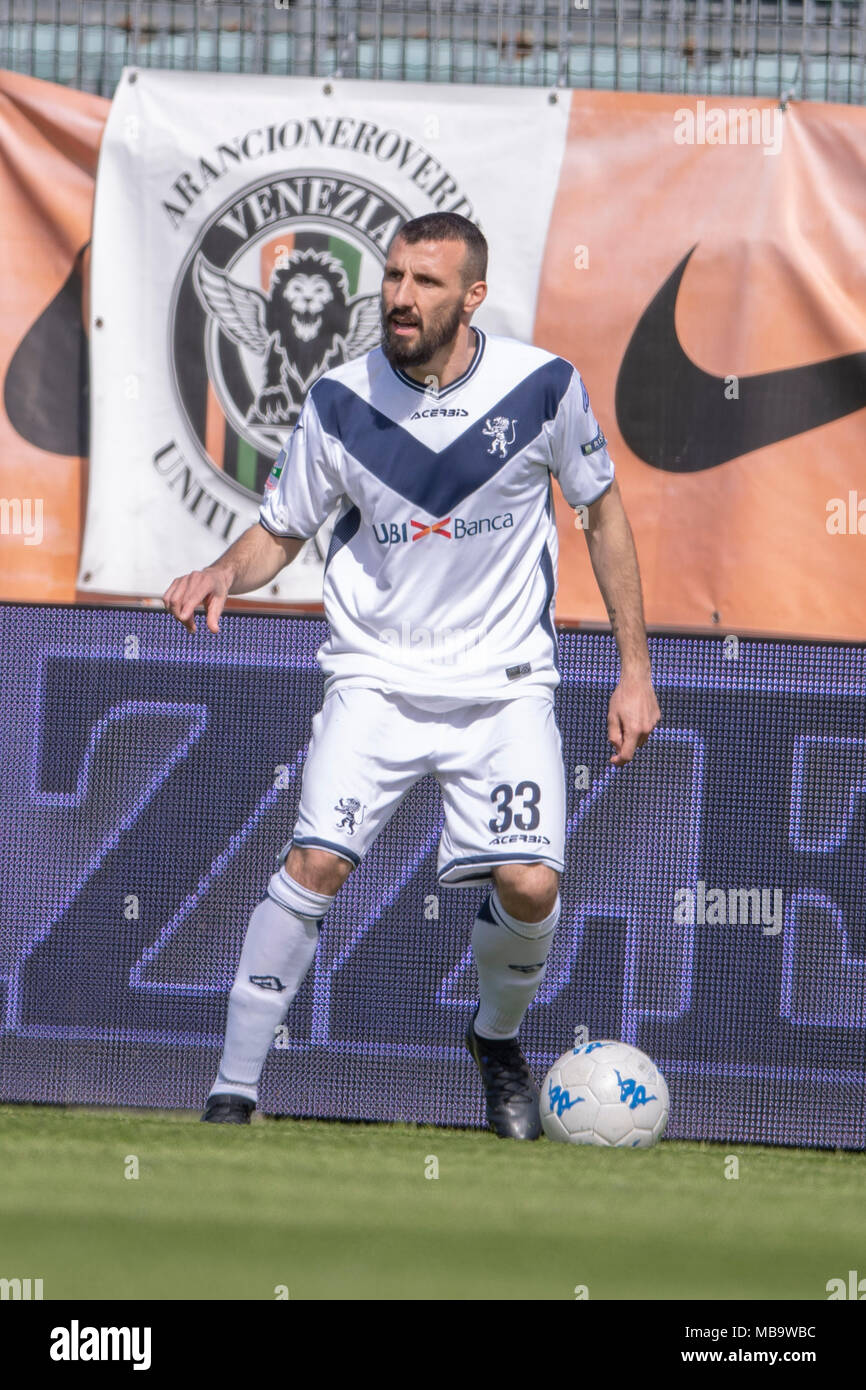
[{"xmin": 465, "ymin": 280, "xmax": 487, "ymax": 315}]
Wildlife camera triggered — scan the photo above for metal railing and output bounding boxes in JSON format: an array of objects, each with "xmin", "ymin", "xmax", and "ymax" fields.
[{"xmin": 1, "ymin": 0, "xmax": 864, "ymax": 103}]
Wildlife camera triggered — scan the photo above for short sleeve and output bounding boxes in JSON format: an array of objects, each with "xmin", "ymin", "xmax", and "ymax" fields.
[
  {"xmin": 547, "ymin": 367, "xmax": 615, "ymax": 508},
  {"xmin": 258, "ymin": 391, "xmax": 343, "ymax": 540}
]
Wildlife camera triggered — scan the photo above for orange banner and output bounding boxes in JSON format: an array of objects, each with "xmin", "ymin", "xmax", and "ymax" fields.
[
  {"xmin": 0, "ymin": 71, "xmax": 108, "ymax": 601},
  {"xmin": 537, "ymin": 91, "xmax": 866, "ymax": 640},
  {"xmin": 2, "ymin": 75, "xmax": 865, "ymax": 637}
]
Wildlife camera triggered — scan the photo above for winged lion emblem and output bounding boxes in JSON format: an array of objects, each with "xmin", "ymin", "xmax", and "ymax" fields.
[{"xmin": 192, "ymin": 246, "xmax": 381, "ymax": 428}]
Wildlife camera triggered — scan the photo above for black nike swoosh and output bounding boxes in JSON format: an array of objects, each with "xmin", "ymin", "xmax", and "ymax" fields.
[
  {"xmin": 4, "ymin": 245, "xmax": 90, "ymax": 457},
  {"xmin": 615, "ymin": 245, "xmax": 866, "ymax": 471}
]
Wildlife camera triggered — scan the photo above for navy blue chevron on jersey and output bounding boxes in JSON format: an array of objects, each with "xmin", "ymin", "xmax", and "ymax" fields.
[{"xmin": 259, "ymin": 328, "xmax": 615, "ymax": 702}]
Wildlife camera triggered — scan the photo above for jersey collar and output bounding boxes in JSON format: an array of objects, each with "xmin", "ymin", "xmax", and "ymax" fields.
[{"xmin": 389, "ymin": 327, "xmax": 486, "ymax": 399}]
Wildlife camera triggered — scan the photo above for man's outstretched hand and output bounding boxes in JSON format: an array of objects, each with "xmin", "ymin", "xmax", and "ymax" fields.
[
  {"xmin": 607, "ymin": 672, "xmax": 661, "ymax": 766},
  {"xmin": 162, "ymin": 566, "xmax": 231, "ymax": 636}
]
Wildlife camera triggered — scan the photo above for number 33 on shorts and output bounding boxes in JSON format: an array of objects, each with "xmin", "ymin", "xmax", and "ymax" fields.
[
  {"xmin": 436, "ymin": 696, "xmax": 565, "ymax": 886},
  {"xmin": 488, "ymin": 781, "xmax": 542, "ymax": 833}
]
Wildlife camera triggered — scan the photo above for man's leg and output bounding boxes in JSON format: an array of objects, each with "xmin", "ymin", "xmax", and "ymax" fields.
[
  {"xmin": 436, "ymin": 695, "xmax": 566, "ymax": 1139},
  {"xmin": 472, "ymin": 861, "xmax": 561, "ymax": 1041},
  {"xmin": 463, "ymin": 862, "xmax": 562, "ymax": 1140},
  {"xmin": 203, "ymin": 847, "xmax": 351, "ymax": 1120},
  {"xmin": 204, "ymin": 688, "xmax": 426, "ymax": 1122}
]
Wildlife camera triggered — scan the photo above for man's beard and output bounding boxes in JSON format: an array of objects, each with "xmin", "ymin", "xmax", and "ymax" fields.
[{"xmin": 380, "ymin": 298, "xmax": 466, "ymax": 370}]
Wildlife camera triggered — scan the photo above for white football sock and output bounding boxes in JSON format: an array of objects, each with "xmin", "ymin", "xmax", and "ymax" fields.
[
  {"xmin": 209, "ymin": 868, "xmax": 334, "ymax": 1103},
  {"xmin": 471, "ymin": 886, "xmax": 561, "ymax": 1041}
]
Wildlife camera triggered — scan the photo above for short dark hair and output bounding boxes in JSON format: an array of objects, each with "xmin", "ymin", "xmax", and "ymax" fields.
[{"xmin": 392, "ymin": 212, "xmax": 487, "ymax": 287}]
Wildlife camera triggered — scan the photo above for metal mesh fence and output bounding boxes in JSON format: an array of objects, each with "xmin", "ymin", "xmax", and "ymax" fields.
[{"xmin": 1, "ymin": 0, "xmax": 864, "ymax": 106}]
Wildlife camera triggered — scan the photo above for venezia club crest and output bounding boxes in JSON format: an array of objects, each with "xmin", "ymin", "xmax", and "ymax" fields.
[{"xmin": 169, "ymin": 168, "xmax": 410, "ymax": 499}]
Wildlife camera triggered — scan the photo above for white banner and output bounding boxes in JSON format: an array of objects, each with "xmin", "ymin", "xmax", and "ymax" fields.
[{"xmin": 80, "ymin": 70, "xmax": 570, "ymax": 600}]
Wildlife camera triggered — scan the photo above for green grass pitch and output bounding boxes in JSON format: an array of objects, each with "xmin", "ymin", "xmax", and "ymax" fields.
[{"xmin": 0, "ymin": 1104, "xmax": 862, "ymax": 1300}]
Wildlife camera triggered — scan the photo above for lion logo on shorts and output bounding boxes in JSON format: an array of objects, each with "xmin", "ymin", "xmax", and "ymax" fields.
[{"xmin": 335, "ymin": 796, "xmax": 366, "ymax": 835}]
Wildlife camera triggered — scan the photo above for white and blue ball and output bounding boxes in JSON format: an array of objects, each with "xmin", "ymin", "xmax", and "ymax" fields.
[{"xmin": 540, "ymin": 1039, "xmax": 669, "ymax": 1147}]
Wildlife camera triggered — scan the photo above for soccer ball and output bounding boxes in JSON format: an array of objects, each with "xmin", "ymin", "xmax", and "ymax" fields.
[{"xmin": 540, "ymin": 1039, "xmax": 669, "ymax": 1147}]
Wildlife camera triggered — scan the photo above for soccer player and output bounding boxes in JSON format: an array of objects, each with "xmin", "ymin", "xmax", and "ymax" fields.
[{"xmin": 162, "ymin": 212, "xmax": 661, "ymax": 1140}]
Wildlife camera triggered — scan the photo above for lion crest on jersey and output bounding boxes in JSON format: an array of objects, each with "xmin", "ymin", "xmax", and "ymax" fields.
[
  {"xmin": 335, "ymin": 797, "xmax": 366, "ymax": 835},
  {"xmin": 193, "ymin": 247, "xmax": 380, "ymax": 428},
  {"xmin": 482, "ymin": 416, "xmax": 517, "ymax": 457}
]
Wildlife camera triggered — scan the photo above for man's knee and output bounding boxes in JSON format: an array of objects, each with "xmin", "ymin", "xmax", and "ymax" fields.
[
  {"xmin": 283, "ymin": 844, "xmax": 353, "ymax": 897},
  {"xmin": 492, "ymin": 863, "xmax": 560, "ymax": 923}
]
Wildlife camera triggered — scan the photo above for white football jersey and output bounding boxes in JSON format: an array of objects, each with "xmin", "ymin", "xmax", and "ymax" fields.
[{"xmin": 259, "ymin": 328, "xmax": 614, "ymax": 704}]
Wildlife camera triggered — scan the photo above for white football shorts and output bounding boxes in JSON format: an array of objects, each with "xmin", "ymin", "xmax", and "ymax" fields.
[{"xmin": 285, "ymin": 687, "xmax": 565, "ymax": 887}]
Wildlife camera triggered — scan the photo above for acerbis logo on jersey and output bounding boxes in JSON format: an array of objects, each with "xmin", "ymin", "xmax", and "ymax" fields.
[
  {"xmin": 373, "ymin": 512, "xmax": 514, "ymax": 544},
  {"xmin": 410, "ymin": 407, "xmax": 469, "ymax": 419}
]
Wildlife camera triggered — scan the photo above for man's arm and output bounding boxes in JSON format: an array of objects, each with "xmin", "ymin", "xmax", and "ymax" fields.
[
  {"xmin": 583, "ymin": 478, "xmax": 661, "ymax": 766},
  {"xmin": 162, "ymin": 522, "xmax": 304, "ymax": 636}
]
